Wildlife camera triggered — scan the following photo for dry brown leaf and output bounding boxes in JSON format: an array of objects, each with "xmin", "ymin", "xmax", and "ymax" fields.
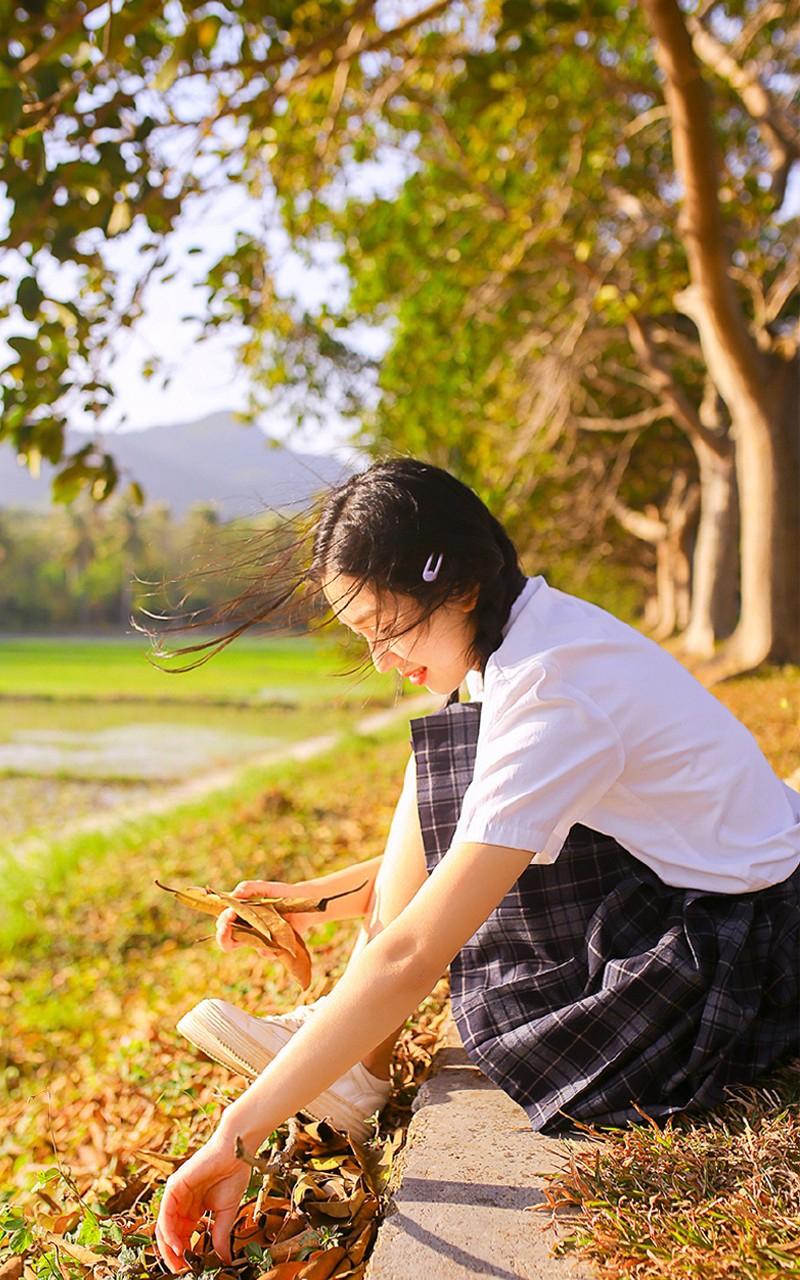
[
  {"xmin": 128, "ymin": 1147, "xmax": 186, "ymax": 1176},
  {"xmin": 153, "ymin": 880, "xmax": 367, "ymax": 918},
  {"xmin": 101, "ymin": 1178, "xmax": 148, "ymax": 1215},
  {"xmin": 256, "ymin": 1263, "xmax": 307, "ymax": 1280},
  {"xmin": 44, "ymin": 1236, "xmax": 107, "ymax": 1266},
  {"xmin": 298, "ymin": 1247, "xmax": 348, "ymax": 1279},
  {"xmin": 312, "ymin": 1189, "xmax": 366, "ymax": 1220},
  {"xmin": 155, "ymin": 880, "xmax": 365, "ymax": 989},
  {"xmin": 268, "ymin": 1225, "xmax": 325, "ymax": 1263},
  {"xmin": 344, "ymin": 1222, "xmax": 376, "ymax": 1266}
]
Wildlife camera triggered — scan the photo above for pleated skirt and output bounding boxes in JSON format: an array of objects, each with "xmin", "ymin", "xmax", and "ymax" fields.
[{"xmin": 409, "ymin": 699, "xmax": 800, "ymax": 1134}]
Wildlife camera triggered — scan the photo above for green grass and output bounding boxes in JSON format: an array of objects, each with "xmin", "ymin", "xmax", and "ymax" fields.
[
  {"xmin": 0, "ymin": 710, "xmax": 450, "ymax": 1280},
  {"xmin": 0, "ymin": 633, "xmax": 388, "ymax": 706},
  {"xmin": 0, "ymin": 720, "xmax": 408, "ymax": 961},
  {"xmin": 0, "ymin": 700, "xmax": 350, "ymax": 743}
]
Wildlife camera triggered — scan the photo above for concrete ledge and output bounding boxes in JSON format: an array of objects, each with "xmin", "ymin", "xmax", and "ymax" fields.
[{"xmin": 367, "ymin": 1017, "xmax": 591, "ymax": 1280}]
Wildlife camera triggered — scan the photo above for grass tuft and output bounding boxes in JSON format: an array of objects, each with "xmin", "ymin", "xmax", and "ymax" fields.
[{"xmin": 541, "ymin": 1066, "xmax": 800, "ymax": 1279}]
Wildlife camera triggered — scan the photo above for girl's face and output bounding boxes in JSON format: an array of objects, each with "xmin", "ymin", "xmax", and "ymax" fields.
[{"xmin": 322, "ymin": 573, "xmax": 480, "ymax": 695}]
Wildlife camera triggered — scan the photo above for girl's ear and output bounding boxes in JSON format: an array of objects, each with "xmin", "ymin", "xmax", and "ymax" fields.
[{"xmin": 453, "ymin": 585, "xmax": 480, "ymax": 612}]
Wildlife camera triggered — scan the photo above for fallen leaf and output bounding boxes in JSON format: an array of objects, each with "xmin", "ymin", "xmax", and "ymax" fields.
[
  {"xmin": 102, "ymin": 1178, "xmax": 149, "ymax": 1215},
  {"xmin": 298, "ymin": 1247, "xmax": 347, "ymax": 1279},
  {"xmin": 344, "ymin": 1222, "xmax": 376, "ymax": 1266},
  {"xmin": 268, "ymin": 1225, "xmax": 325, "ymax": 1263}
]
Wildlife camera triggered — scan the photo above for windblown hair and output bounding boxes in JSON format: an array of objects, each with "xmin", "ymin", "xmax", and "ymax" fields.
[{"xmin": 137, "ymin": 456, "xmax": 526, "ymax": 678}]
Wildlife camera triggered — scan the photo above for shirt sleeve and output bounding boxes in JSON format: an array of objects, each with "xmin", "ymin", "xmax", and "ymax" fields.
[{"xmin": 451, "ymin": 661, "xmax": 625, "ymax": 861}]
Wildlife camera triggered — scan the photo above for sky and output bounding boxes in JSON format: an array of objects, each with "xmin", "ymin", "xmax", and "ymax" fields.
[
  {"xmin": 98, "ymin": 184, "xmax": 369, "ymax": 457},
  {"xmin": 66, "ymin": 151, "xmax": 405, "ymax": 461}
]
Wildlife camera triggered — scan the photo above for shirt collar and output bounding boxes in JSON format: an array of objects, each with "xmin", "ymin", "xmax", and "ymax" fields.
[{"xmin": 501, "ymin": 575, "xmax": 541, "ymax": 641}]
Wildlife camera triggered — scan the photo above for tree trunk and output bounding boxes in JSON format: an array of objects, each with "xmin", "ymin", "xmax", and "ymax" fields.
[
  {"xmin": 771, "ymin": 355, "xmax": 800, "ymax": 657},
  {"xmin": 724, "ymin": 351, "xmax": 800, "ymax": 667},
  {"xmin": 613, "ymin": 472, "xmax": 699, "ymax": 640},
  {"xmin": 651, "ymin": 534, "xmax": 677, "ymax": 639},
  {"xmin": 681, "ymin": 437, "xmax": 739, "ymax": 657},
  {"xmin": 651, "ymin": 476, "xmax": 697, "ymax": 640},
  {"xmin": 641, "ymin": 0, "xmax": 800, "ymax": 672}
]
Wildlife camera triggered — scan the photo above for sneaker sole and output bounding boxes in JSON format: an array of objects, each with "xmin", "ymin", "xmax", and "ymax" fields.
[{"xmin": 176, "ymin": 999, "xmax": 379, "ymax": 1143}]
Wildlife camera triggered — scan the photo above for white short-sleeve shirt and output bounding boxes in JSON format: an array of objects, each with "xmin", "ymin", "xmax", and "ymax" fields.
[{"xmin": 453, "ymin": 576, "xmax": 800, "ymax": 893}]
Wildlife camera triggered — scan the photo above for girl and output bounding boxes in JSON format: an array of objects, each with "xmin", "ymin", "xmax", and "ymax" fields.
[{"xmin": 155, "ymin": 458, "xmax": 800, "ymax": 1274}]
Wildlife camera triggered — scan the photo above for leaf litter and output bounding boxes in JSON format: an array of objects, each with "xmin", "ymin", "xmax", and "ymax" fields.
[
  {"xmin": 4, "ymin": 676, "xmax": 799, "ymax": 1280},
  {"xmin": 1, "ymin": 974, "xmax": 453, "ymax": 1280},
  {"xmin": 0, "ymin": 733, "xmax": 454, "ymax": 1280}
]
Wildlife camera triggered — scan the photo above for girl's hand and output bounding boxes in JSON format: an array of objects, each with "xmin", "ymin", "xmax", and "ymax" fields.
[
  {"xmin": 215, "ymin": 880, "xmax": 320, "ymax": 954},
  {"xmin": 155, "ymin": 1131, "xmax": 251, "ymax": 1273}
]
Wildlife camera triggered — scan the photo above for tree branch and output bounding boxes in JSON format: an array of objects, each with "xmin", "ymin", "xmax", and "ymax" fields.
[
  {"xmin": 626, "ymin": 312, "xmax": 729, "ymax": 455},
  {"xmin": 731, "ymin": 1, "xmax": 795, "ymax": 61},
  {"xmin": 238, "ymin": 0, "xmax": 452, "ymax": 127},
  {"xmin": 574, "ymin": 404, "xmax": 665, "ymax": 432},
  {"xmin": 686, "ymin": 12, "xmax": 800, "ymax": 204},
  {"xmin": 765, "ymin": 258, "xmax": 800, "ymax": 327},
  {"xmin": 16, "ymin": 0, "xmax": 110, "ymax": 76},
  {"xmin": 610, "ymin": 498, "xmax": 668, "ymax": 543}
]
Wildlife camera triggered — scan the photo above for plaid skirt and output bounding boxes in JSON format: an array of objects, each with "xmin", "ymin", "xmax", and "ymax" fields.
[{"xmin": 409, "ymin": 699, "xmax": 800, "ymax": 1134}]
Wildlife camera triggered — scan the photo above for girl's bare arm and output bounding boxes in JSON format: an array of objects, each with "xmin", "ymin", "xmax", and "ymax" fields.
[
  {"xmin": 216, "ymin": 855, "xmax": 383, "ymax": 951},
  {"xmin": 290, "ymin": 854, "xmax": 384, "ymax": 921},
  {"xmin": 219, "ymin": 835, "xmax": 535, "ymax": 1153}
]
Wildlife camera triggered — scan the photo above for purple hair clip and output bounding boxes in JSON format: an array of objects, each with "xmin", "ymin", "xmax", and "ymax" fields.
[{"xmin": 422, "ymin": 552, "xmax": 443, "ymax": 582}]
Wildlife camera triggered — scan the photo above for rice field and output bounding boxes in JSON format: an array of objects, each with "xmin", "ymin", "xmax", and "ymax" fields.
[{"xmin": 0, "ymin": 632, "xmax": 402, "ymax": 853}]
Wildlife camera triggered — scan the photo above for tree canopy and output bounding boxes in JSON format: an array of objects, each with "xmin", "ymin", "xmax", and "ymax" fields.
[{"xmin": 2, "ymin": 0, "xmax": 798, "ymax": 665}]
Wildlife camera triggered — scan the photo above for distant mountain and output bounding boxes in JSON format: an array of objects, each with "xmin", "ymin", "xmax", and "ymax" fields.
[{"xmin": 0, "ymin": 412, "xmax": 356, "ymax": 519}]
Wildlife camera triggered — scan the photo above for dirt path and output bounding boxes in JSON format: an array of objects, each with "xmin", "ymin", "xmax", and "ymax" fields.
[{"xmin": 8, "ymin": 695, "xmax": 437, "ymax": 863}]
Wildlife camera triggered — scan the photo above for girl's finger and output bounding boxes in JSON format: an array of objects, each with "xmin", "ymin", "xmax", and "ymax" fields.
[
  {"xmin": 158, "ymin": 1181, "xmax": 198, "ymax": 1273},
  {"xmin": 155, "ymin": 1218, "xmax": 187, "ymax": 1274},
  {"xmin": 215, "ymin": 908, "xmax": 239, "ymax": 951},
  {"xmin": 210, "ymin": 1204, "xmax": 237, "ymax": 1265},
  {"xmin": 232, "ymin": 881, "xmax": 255, "ymax": 895}
]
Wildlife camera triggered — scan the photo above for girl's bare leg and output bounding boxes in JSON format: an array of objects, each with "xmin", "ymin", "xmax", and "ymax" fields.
[{"xmin": 341, "ymin": 752, "xmax": 428, "ymax": 1079}]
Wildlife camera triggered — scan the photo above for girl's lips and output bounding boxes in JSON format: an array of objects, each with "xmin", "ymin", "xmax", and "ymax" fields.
[{"xmin": 406, "ymin": 666, "xmax": 427, "ymax": 685}]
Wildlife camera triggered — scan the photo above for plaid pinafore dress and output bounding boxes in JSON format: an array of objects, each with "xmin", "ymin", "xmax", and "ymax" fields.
[{"xmin": 409, "ymin": 695, "xmax": 800, "ymax": 1134}]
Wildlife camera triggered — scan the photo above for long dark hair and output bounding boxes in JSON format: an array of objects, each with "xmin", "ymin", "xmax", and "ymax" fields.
[{"xmin": 137, "ymin": 457, "xmax": 526, "ymax": 676}]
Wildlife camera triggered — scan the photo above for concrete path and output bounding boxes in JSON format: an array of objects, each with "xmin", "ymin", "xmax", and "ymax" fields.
[
  {"xmin": 8, "ymin": 694, "xmax": 436, "ymax": 862},
  {"xmin": 367, "ymin": 1018, "xmax": 592, "ymax": 1280}
]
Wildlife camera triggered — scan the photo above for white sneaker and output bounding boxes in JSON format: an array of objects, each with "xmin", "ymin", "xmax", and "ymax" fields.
[
  {"xmin": 268, "ymin": 994, "xmax": 331, "ymax": 1030},
  {"xmin": 175, "ymin": 997, "xmax": 391, "ymax": 1143}
]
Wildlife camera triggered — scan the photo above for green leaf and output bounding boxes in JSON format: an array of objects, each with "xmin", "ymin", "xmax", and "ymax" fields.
[
  {"xmin": 16, "ymin": 276, "xmax": 44, "ymax": 321},
  {"xmin": 153, "ymin": 49, "xmax": 181, "ymax": 91},
  {"xmin": 0, "ymin": 83, "xmax": 23, "ymax": 132},
  {"xmin": 52, "ymin": 463, "xmax": 89, "ymax": 505},
  {"xmin": 73, "ymin": 1208, "xmax": 102, "ymax": 1247}
]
